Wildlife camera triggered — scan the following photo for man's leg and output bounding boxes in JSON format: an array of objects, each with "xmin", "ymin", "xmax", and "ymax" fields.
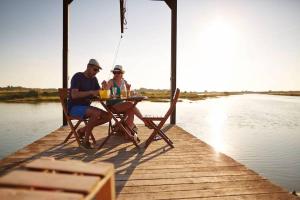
[{"xmin": 83, "ymin": 107, "xmax": 111, "ymax": 145}]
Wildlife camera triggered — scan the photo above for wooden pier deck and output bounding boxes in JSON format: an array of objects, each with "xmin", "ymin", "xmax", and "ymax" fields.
[{"xmin": 0, "ymin": 125, "xmax": 297, "ymax": 199}]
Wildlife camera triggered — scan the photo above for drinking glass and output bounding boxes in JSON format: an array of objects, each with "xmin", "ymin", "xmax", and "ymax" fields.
[
  {"xmin": 112, "ymin": 87, "xmax": 117, "ymax": 98},
  {"xmin": 99, "ymin": 90, "xmax": 104, "ymax": 98}
]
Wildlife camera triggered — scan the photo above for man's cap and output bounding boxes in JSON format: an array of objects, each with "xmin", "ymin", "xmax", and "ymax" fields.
[
  {"xmin": 111, "ymin": 65, "xmax": 125, "ymax": 73},
  {"xmin": 88, "ymin": 59, "xmax": 102, "ymax": 69}
]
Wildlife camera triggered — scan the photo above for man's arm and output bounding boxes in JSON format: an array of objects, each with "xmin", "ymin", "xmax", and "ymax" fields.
[
  {"xmin": 70, "ymin": 73, "xmax": 99, "ymax": 99},
  {"xmin": 71, "ymin": 89, "xmax": 98, "ymax": 99}
]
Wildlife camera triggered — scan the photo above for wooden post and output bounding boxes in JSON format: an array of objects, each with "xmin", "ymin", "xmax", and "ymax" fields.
[
  {"xmin": 62, "ymin": 0, "xmax": 70, "ymax": 126},
  {"xmin": 120, "ymin": 0, "xmax": 124, "ymax": 33},
  {"xmin": 170, "ymin": 0, "xmax": 177, "ymax": 124},
  {"xmin": 164, "ymin": 0, "xmax": 177, "ymax": 124}
]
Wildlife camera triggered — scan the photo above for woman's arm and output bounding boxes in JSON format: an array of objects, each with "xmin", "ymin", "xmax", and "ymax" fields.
[
  {"xmin": 106, "ymin": 79, "xmax": 114, "ymax": 89},
  {"xmin": 124, "ymin": 80, "xmax": 131, "ymax": 90}
]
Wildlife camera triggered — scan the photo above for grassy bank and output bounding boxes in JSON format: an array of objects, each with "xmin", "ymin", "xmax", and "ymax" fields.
[
  {"xmin": 264, "ymin": 91, "xmax": 300, "ymax": 96},
  {"xmin": 137, "ymin": 88, "xmax": 240, "ymax": 102},
  {"xmin": 0, "ymin": 87, "xmax": 59, "ymax": 103},
  {"xmin": 1, "ymin": 86, "xmax": 299, "ymax": 103},
  {"xmin": 0, "ymin": 87, "xmax": 238, "ymax": 103}
]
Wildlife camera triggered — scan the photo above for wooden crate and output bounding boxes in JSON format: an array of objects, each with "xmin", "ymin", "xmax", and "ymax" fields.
[{"xmin": 0, "ymin": 158, "xmax": 115, "ymax": 200}]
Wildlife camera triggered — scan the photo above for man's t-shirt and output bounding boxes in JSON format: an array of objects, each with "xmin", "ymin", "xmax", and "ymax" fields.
[{"xmin": 68, "ymin": 72, "xmax": 100, "ymax": 110}]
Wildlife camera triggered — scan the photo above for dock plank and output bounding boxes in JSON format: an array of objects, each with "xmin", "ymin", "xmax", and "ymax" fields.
[{"xmin": 0, "ymin": 125, "xmax": 296, "ymax": 199}]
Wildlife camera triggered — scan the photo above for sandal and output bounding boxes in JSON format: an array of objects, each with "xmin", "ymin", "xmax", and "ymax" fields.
[
  {"xmin": 133, "ymin": 133, "xmax": 140, "ymax": 143},
  {"xmin": 80, "ymin": 140, "xmax": 94, "ymax": 149},
  {"xmin": 132, "ymin": 125, "xmax": 138, "ymax": 133},
  {"xmin": 154, "ymin": 135, "xmax": 162, "ymax": 141},
  {"xmin": 111, "ymin": 124, "xmax": 124, "ymax": 135}
]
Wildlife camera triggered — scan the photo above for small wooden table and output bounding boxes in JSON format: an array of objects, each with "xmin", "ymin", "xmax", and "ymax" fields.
[
  {"xmin": 95, "ymin": 96, "xmax": 148, "ymax": 150},
  {"xmin": 0, "ymin": 158, "xmax": 115, "ymax": 200}
]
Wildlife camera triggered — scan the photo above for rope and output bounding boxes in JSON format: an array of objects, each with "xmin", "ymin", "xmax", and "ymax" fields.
[
  {"xmin": 111, "ymin": 34, "xmax": 123, "ymax": 69},
  {"xmin": 110, "ymin": 0, "xmax": 127, "ymax": 72}
]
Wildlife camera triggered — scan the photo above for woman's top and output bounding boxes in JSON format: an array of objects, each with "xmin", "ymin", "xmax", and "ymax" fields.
[{"xmin": 106, "ymin": 79, "xmax": 126, "ymax": 106}]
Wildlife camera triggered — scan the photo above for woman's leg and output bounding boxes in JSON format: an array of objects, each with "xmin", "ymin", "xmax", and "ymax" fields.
[
  {"xmin": 112, "ymin": 102, "xmax": 150, "ymax": 128},
  {"xmin": 131, "ymin": 106, "xmax": 151, "ymax": 127},
  {"xmin": 112, "ymin": 102, "xmax": 135, "ymax": 129}
]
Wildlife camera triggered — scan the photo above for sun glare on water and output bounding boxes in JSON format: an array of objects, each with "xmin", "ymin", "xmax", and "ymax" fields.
[{"xmin": 206, "ymin": 101, "xmax": 228, "ymax": 153}]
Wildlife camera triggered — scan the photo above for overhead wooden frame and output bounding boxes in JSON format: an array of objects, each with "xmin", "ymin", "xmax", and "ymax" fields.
[{"xmin": 62, "ymin": 0, "xmax": 177, "ymax": 125}]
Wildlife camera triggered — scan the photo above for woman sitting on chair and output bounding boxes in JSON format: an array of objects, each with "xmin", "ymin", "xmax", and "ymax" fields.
[{"xmin": 104, "ymin": 65, "xmax": 149, "ymax": 136}]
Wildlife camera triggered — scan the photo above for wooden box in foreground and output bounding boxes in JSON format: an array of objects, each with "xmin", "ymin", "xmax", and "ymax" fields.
[{"xmin": 0, "ymin": 158, "xmax": 115, "ymax": 200}]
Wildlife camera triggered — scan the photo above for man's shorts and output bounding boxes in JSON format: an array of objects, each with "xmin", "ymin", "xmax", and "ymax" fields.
[{"xmin": 69, "ymin": 105, "xmax": 89, "ymax": 118}]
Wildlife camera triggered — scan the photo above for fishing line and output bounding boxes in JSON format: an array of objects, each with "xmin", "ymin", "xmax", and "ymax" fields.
[
  {"xmin": 109, "ymin": 0, "xmax": 127, "ymax": 79},
  {"xmin": 111, "ymin": 34, "xmax": 123, "ymax": 69}
]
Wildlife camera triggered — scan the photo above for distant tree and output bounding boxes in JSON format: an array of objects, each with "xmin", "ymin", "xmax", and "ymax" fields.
[{"xmin": 25, "ymin": 90, "xmax": 39, "ymax": 97}]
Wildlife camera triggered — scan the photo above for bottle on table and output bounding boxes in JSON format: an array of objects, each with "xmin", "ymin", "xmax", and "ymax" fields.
[
  {"xmin": 126, "ymin": 84, "xmax": 131, "ymax": 97},
  {"xmin": 120, "ymin": 83, "xmax": 127, "ymax": 98}
]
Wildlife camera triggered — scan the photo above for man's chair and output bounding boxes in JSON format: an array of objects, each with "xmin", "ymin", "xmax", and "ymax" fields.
[
  {"xmin": 143, "ymin": 88, "xmax": 180, "ymax": 149},
  {"xmin": 58, "ymin": 88, "xmax": 96, "ymax": 146}
]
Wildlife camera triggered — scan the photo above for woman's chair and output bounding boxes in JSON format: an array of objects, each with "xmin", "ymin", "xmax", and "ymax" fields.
[
  {"xmin": 58, "ymin": 88, "xmax": 96, "ymax": 146},
  {"xmin": 143, "ymin": 88, "xmax": 180, "ymax": 149}
]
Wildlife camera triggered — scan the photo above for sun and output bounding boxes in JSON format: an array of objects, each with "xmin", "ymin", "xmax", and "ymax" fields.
[
  {"xmin": 195, "ymin": 17, "xmax": 240, "ymax": 90},
  {"xmin": 198, "ymin": 17, "xmax": 239, "ymax": 61}
]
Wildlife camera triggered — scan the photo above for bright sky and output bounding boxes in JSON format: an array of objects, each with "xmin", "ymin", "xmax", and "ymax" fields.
[{"xmin": 0, "ymin": 0, "xmax": 300, "ymax": 91}]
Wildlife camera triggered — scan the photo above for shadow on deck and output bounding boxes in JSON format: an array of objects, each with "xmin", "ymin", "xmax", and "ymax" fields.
[{"xmin": 0, "ymin": 125, "xmax": 298, "ymax": 199}]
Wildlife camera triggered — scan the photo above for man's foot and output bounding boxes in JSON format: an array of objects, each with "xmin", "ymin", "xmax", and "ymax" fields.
[
  {"xmin": 77, "ymin": 128, "xmax": 85, "ymax": 141},
  {"xmin": 80, "ymin": 140, "xmax": 93, "ymax": 149}
]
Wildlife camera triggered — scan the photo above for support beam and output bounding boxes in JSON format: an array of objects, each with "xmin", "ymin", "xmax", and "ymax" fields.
[
  {"xmin": 164, "ymin": 0, "xmax": 172, "ymax": 9},
  {"xmin": 164, "ymin": 0, "xmax": 177, "ymax": 124},
  {"xmin": 62, "ymin": 0, "xmax": 69, "ymax": 125},
  {"xmin": 120, "ymin": 0, "xmax": 124, "ymax": 33}
]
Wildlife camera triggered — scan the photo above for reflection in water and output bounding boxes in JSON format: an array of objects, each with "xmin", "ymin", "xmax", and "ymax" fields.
[
  {"xmin": 178, "ymin": 94, "xmax": 300, "ymax": 192},
  {"xmin": 0, "ymin": 94, "xmax": 300, "ymax": 192}
]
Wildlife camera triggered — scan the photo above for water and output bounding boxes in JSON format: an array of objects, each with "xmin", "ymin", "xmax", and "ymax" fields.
[
  {"xmin": 0, "ymin": 94, "xmax": 299, "ymax": 191},
  {"xmin": 0, "ymin": 103, "xmax": 62, "ymax": 158}
]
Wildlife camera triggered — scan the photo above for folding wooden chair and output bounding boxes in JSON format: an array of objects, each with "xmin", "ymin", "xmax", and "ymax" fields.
[
  {"xmin": 143, "ymin": 88, "xmax": 180, "ymax": 149},
  {"xmin": 107, "ymin": 112, "xmax": 125, "ymax": 136},
  {"xmin": 58, "ymin": 88, "xmax": 96, "ymax": 146},
  {"xmin": 97, "ymin": 100, "xmax": 142, "ymax": 150},
  {"xmin": 98, "ymin": 111, "xmax": 140, "ymax": 150}
]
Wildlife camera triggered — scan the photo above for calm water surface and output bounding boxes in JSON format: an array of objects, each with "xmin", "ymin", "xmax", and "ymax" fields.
[{"xmin": 0, "ymin": 94, "xmax": 299, "ymax": 191}]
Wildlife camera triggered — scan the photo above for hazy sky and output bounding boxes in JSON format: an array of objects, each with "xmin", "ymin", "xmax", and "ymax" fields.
[{"xmin": 1, "ymin": 0, "xmax": 300, "ymax": 91}]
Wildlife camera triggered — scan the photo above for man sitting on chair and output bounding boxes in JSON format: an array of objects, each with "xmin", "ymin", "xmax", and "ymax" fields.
[{"xmin": 68, "ymin": 58, "xmax": 111, "ymax": 149}]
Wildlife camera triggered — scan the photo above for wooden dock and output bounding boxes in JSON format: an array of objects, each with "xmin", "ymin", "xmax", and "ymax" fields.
[{"xmin": 0, "ymin": 125, "xmax": 298, "ymax": 199}]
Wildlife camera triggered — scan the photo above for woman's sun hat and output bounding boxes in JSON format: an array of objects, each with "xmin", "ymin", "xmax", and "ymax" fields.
[{"xmin": 111, "ymin": 65, "xmax": 125, "ymax": 74}]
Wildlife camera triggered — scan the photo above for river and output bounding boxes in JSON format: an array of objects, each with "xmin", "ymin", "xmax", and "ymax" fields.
[{"xmin": 0, "ymin": 94, "xmax": 299, "ymax": 191}]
